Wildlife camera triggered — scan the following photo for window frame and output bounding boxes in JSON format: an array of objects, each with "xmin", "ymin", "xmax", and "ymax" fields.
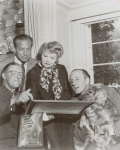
[{"xmin": 69, "ymin": 11, "xmax": 120, "ymax": 85}]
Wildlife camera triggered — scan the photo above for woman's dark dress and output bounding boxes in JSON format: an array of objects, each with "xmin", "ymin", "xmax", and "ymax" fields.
[{"xmin": 26, "ymin": 63, "xmax": 75, "ymax": 150}]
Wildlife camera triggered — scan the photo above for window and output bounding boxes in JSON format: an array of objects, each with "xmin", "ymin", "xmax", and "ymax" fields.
[
  {"xmin": 70, "ymin": 11, "xmax": 120, "ymax": 88},
  {"xmin": 91, "ymin": 18, "xmax": 120, "ymax": 87}
]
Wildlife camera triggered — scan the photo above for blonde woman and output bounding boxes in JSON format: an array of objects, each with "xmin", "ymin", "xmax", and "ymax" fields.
[{"xmin": 26, "ymin": 41, "xmax": 74, "ymax": 150}]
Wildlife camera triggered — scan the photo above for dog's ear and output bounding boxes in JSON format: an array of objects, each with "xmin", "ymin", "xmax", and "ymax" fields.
[
  {"xmin": 95, "ymin": 125, "xmax": 100, "ymax": 133},
  {"xmin": 104, "ymin": 127, "xmax": 110, "ymax": 139},
  {"xmin": 93, "ymin": 95, "xmax": 97, "ymax": 102},
  {"xmin": 89, "ymin": 86, "xmax": 98, "ymax": 93},
  {"xmin": 89, "ymin": 83, "xmax": 103, "ymax": 91},
  {"xmin": 94, "ymin": 83, "xmax": 104, "ymax": 89}
]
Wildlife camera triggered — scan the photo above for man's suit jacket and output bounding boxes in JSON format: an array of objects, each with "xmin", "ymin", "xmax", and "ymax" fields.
[
  {"xmin": 0, "ymin": 53, "xmax": 38, "ymax": 90},
  {"xmin": 0, "ymin": 85, "xmax": 17, "ymax": 140}
]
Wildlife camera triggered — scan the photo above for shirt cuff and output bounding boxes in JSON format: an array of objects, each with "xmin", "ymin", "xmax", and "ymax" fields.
[
  {"xmin": 10, "ymin": 104, "xmax": 16, "ymax": 112},
  {"xmin": 10, "ymin": 97, "xmax": 16, "ymax": 112}
]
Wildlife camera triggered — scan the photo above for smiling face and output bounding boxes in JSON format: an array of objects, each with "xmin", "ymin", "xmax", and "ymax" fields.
[
  {"xmin": 15, "ymin": 39, "xmax": 32, "ymax": 63},
  {"xmin": 70, "ymin": 70, "xmax": 89, "ymax": 94},
  {"xmin": 2, "ymin": 65, "xmax": 22, "ymax": 92},
  {"xmin": 41, "ymin": 50, "xmax": 58, "ymax": 68}
]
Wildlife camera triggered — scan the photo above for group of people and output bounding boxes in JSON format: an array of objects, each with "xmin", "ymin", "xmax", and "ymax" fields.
[{"xmin": 1, "ymin": 34, "xmax": 120, "ymax": 150}]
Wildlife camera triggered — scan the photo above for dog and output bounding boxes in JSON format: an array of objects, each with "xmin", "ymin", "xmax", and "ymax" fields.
[
  {"xmin": 77, "ymin": 84, "xmax": 120, "ymax": 150},
  {"xmin": 81, "ymin": 83, "xmax": 104, "ymax": 101}
]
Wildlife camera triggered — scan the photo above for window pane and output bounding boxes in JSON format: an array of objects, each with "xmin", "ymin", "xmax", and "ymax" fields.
[
  {"xmin": 93, "ymin": 41, "xmax": 120, "ymax": 64},
  {"xmin": 94, "ymin": 64, "xmax": 120, "ymax": 85},
  {"xmin": 91, "ymin": 19, "xmax": 120, "ymax": 43}
]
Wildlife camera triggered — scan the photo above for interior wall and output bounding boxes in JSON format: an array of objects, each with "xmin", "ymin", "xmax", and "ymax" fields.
[{"xmin": 57, "ymin": 6, "xmax": 71, "ymax": 75}]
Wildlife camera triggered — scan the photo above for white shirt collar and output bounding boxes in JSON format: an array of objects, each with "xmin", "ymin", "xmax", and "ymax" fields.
[{"xmin": 14, "ymin": 55, "xmax": 23, "ymax": 65}]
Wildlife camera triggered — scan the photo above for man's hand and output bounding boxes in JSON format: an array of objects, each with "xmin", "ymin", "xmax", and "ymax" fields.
[
  {"xmin": 11, "ymin": 89, "xmax": 33, "ymax": 105},
  {"xmin": 80, "ymin": 114, "xmax": 90, "ymax": 129},
  {"xmin": 85, "ymin": 106, "xmax": 97, "ymax": 124}
]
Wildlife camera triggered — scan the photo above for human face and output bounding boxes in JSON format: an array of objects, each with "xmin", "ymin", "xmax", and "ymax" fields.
[
  {"xmin": 15, "ymin": 39, "xmax": 32, "ymax": 62},
  {"xmin": 70, "ymin": 70, "xmax": 89, "ymax": 94},
  {"xmin": 2, "ymin": 65, "xmax": 23, "ymax": 92},
  {"xmin": 41, "ymin": 50, "xmax": 57, "ymax": 68}
]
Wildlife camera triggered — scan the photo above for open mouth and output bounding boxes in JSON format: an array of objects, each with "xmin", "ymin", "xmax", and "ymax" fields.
[
  {"xmin": 74, "ymin": 87, "xmax": 79, "ymax": 90},
  {"xmin": 45, "ymin": 63, "xmax": 50, "ymax": 65},
  {"xmin": 22, "ymin": 57, "xmax": 28, "ymax": 59},
  {"xmin": 14, "ymin": 80, "xmax": 20, "ymax": 82}
]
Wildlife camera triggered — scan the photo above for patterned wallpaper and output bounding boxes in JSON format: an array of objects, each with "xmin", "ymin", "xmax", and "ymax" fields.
[{"xmin": 0, "ymin": 0, "xmax": 24, "ymax": 54}]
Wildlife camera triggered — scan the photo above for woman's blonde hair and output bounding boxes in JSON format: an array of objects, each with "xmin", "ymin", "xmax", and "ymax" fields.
[{"xmin": 37, "ymin": 41, "xmax": 64, "ymax": 60}]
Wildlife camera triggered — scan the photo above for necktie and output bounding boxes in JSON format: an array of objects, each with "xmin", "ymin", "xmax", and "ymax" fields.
[
  {"xmin": 19, "ymin": 62, "xmax": 25, "ymax": 92},
  {"xmin": 10, "ymin": 91, "xmax": 18, "ymax": 111}
]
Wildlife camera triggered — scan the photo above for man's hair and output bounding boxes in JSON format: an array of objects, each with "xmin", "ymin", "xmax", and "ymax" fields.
[
  {"xmin": 1, "ymin": 62, "xmax": 22, "ymax": 75},
  {"xmin": 71, "ymin": 69, "xmax": 90, "ymax": 79},
  {"xmin": 13, "ymin": 34, "xmax": 33, "ymax": 48}
]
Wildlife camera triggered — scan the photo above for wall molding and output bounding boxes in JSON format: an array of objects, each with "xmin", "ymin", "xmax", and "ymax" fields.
[
  {"xmin": 57, "ymin": 5, "xmax": 68, "ymax": 17},
  {"xmin": 57, "ymin": 0, "xmax": 107, "ymax": 10},
  {"xmin": 68, "ymin": 0, "xmax": 120, "ymax": 21}
]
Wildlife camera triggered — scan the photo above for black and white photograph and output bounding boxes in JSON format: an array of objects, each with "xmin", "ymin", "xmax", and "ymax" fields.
[{"xmin": 0, "ymin": 0, "xmax": 120, "ymax": 150}]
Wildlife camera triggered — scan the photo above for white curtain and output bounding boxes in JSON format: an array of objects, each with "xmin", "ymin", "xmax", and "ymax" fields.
[{"xmin": 24, "ymin": 0, "xmax": 57, "ymax": 59}]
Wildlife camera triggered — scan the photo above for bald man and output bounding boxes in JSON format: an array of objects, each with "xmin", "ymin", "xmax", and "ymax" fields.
[{"xmin": 70, "ymin": 69, "xmax": 120, "ymax": 150}]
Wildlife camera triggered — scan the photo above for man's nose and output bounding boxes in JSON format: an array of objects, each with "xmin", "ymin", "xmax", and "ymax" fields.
[
  {"xmin": 14, "ymin": 73, "xmax": 21, "ymax": 79},
  {"xmin": 17, "ymin": 74, "xmax": 21, "ymax": 79},
  {"xmin": 23, "ymin": 49, "xmax": 27, "ymax": 56},
  {"xmin": 71, "ymin": 81, "xmax": 76, "ymax": 86}
]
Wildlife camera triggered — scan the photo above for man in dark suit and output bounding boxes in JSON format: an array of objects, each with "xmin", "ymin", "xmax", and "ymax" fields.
[
  {"xmin": 0, "ymin": 34, "xmax": 38, "ymax": 92},
  {"xmin": 0, "ymin": 62, "xmax": 33, "ymax": 149}
]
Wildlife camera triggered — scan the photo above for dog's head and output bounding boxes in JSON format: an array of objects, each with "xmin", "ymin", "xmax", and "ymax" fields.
[
  {"xmin": 81, "ymin": 86, "xmax": 98, "ymax": 101},
  {"xmin": 81, "ymin": 84, "xmax": 107, "ymax": 104}
]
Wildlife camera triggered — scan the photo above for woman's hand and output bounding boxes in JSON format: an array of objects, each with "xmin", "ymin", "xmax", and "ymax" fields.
[{"xmin": 43, "ymin": 113, "xmax": 54, "ymax": 121}]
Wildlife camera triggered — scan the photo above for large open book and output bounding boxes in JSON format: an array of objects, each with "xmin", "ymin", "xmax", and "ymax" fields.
[
  {"xmin": 18, "ymin": 100, "xmax": 93, "ymax": 148},
  {"xmin": 31, "ymin": 100, "xmax": 93, "ymax": 114}
]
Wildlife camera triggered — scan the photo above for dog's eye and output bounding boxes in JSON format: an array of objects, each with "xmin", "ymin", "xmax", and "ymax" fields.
[
  {"xmin": 100, "ymin": 133, "xmax": 105, "ymax": 136},
  {"xmin": 89, "ymin": 90, "xmax": 93, "ymax": 93}
]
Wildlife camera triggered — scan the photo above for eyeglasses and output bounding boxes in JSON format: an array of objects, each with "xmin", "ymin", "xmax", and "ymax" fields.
[{"xmin": 5, "ymin": 70, "xmax": 24, "ymax": 78}]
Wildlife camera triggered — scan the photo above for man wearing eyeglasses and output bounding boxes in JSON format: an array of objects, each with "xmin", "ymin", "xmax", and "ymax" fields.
[
  {"xmin": 0, "ymin": 62, "xmax": 33, "ymax": 149},
  {"xmin": 0, "ymin": 34, "xmax": 38, "ymax": 92}
]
